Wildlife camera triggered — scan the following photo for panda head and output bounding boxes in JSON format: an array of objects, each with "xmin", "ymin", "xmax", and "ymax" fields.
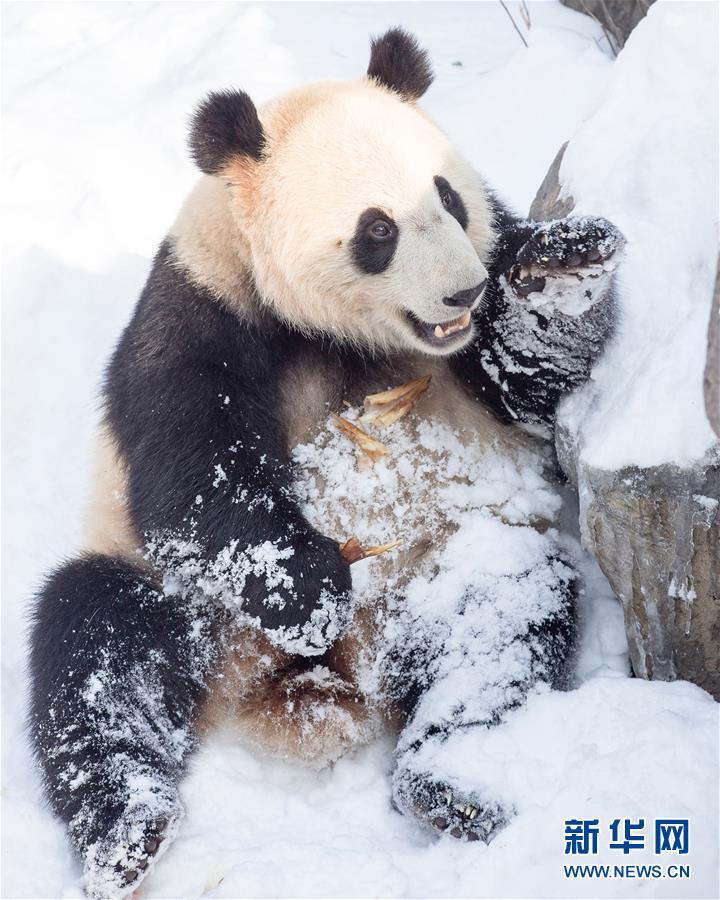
[{"xmin": 188, "ymin": 29, "xmax": 494, "ymax": 356}]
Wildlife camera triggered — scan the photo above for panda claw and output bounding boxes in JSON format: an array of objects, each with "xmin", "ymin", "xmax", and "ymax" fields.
[
  {"xmin": 89, "ymin": 812, "xmax": 175, "ymax": 898},
  {"xmin": 394, "ymin": 771, "xmax": 509, "ymax": 845},
  {"xmin": 144, "ymin": 837, "xmax": 159, "ymax": 855},
  {"xmin": 514, "ymin": 217, "xmax": 625, "ymax": 291},
  {"xmin": 513, "ymin": 274, "xmax": 546, "ymax": 299}
]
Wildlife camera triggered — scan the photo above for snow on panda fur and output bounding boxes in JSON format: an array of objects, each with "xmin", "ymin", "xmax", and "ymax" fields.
[{"xmin": 28, "ymin": 28, "xmax": 624, "ymax": 898}]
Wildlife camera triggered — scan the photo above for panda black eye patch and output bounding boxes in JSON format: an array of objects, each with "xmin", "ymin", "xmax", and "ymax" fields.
[
  {"xmin": 351, "ymin": 208, "xmax": 398, "ymax": 274},
  {"xmin": 434, "ymin": 176, "xmax": 468, "ymax": 231}
]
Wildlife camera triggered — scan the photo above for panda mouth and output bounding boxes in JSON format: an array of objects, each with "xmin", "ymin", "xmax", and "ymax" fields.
[{"xmin": 405, "ymin": 309, "xmax": 473, "ymax": 348}]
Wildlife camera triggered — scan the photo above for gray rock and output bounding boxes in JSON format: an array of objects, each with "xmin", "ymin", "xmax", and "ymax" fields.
[
  {"xmin": 557, "ymin": 425, "xmax": 720, "ymax": 698},
  {"xmin": 561, "ymin": 0, "xmax": 656, "ymax": 53},
  {"xmin": 529, "ymin": 143, "xmax": 575, "ymax": 221},
  {"xmin": 534, "ymin": 147, "xmax": 720, "ymax": 700}
]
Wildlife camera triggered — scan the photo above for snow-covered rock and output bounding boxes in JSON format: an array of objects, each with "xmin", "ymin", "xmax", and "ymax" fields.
[
  {"xmin": 705, "ymin": 259, "xmax": 720, "ymax": 436},
  {"xmin": 532, "ymin": 1, "xmax": 720, "ymax": 697}
]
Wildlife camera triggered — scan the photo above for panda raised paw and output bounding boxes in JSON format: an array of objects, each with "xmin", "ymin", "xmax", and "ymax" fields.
[{"xmin": 508, "ymin": 216, "xmax": 625, "ymax": 311}]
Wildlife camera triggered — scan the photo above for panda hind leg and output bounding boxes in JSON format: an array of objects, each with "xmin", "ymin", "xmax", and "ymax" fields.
[
  {"xmin": 28, "ymin": 554, "xmax": 223, "ymax": 898},
  {"xmin": 391, "ymin": 555, "xmax": 578, "ymax": 843}
]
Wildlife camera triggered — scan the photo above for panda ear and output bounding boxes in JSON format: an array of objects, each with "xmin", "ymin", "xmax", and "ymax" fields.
[
  {"xmin": 367, "ymin": 28, "xmax": 433, "ymax": 101},
  {"xmin": 189, "ymin": 89, "xmax": 265, "ymax": 175}
]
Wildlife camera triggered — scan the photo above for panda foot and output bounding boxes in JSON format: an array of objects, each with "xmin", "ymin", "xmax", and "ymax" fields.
[
  {"xmin": 429, "ymin": 787, "xmax": 505, "ymax": 842},
  {"xmin": 83, "ymin": 807, "xmax": 180, "ymax": 899},
  {"xmin": 393, "ymin": 769, "xmax": 509, "ymax": 843},
  {"xmin": 508, "ymin": 216, "xmax": 625, "ymax": 312},
  {"xmin": 114, "ymin": 817, "xmax": 169, "ymax": 888}
]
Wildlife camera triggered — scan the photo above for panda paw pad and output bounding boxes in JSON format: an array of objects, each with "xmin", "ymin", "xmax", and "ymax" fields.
[
  {"xmin": 84, "ymin": 810, "xmax": 178, "ymax": 899},
  {"xmin": 430, "ymin": 788, "xmax": 506, "ymax": 842},
  {"xmin": 393, "ymin": 770, "xmax": 508, "ymax": 844},
  {"xmin": 113, "ymin": 817, "xmax": 168, "ymax": 887},
  {"xmin": 510, "ymin": 216, "xmax": 625, "ymax": 299}
]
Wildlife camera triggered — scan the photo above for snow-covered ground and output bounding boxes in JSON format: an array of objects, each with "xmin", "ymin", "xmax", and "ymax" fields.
[{"xmin": 2, "ymin": 2, "xmax": 718, "ymax": 899}]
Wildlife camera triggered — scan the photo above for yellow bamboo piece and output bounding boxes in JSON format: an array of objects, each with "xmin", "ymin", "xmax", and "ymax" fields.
[
  {"xmin": 339, "ymin": 537, "xmax": 402, "ymax": 564},
  {"xmin": 359, "ymin": 374, "xmax": 432, "ymax": 427},
  {"xmin": 331, "ymin": 414, "xmax": 389, "ymax": 462}
]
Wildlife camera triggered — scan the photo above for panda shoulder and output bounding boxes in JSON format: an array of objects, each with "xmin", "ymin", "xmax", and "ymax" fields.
[{"xmin": 168, "ymin": 175, "xmax": 256, "ymax": 316}]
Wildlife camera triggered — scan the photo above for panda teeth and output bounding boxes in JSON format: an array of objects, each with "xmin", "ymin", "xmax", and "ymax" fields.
[{"xmin": 434, "ymin": 310, "xmax": 472, "ymax": 339}]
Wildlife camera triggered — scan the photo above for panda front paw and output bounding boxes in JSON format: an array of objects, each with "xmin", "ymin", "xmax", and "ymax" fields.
[
  {"xmin": 393, "ymin": 767, "xmax": 510, "ymax": 844},
  {"xmin": 507, "ymin": 216, "xmax": 625, "ymax": 315},
  {"xmin": 244, "ymin": 530, "xmax": 354, "ymax": 657}
]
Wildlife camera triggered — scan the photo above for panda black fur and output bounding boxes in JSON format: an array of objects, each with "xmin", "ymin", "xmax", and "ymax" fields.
[{"xmin": 29, "ymin": 29, "xmax": 623, "ymax": 897}]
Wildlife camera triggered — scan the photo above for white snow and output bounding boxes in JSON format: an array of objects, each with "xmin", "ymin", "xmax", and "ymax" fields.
[
  {"xmin": 556, "ymin": 1, "xmax": 719, "ymax": 470},
  {"xmin": 2, "ymin": 2, "xmax": 718, "ymax": 899}
]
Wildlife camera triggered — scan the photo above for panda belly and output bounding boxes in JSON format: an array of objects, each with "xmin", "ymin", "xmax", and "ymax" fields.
[
  {"xmin": 292, "ymin": 366, "xmax": 560, "ymax": 585},
  {"xmin": 290, "ymin": 365, "xmax": 563, "ymax": 700}
]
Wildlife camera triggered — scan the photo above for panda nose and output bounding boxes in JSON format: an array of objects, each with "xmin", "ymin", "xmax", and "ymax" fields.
[{"xmin": 443, "ymin": 280, "xmax": 487, "ymax": 308}]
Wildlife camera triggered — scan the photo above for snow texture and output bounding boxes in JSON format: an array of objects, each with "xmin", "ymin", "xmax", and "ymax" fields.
[
  {"xmin": 2, "ymin": 2, "xmax": 718, "ymax": 898},
  {"xmin": 556, "ymin": 1, "xmax": 719, "ymax": 470}
]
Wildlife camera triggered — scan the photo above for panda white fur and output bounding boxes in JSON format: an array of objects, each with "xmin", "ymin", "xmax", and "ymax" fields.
[{"xmin": 29, "ymin": 29, "xmax": 623, "ymax": 898}]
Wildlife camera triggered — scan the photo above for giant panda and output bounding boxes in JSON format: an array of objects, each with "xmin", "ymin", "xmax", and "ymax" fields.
[{"xmin": 29, "ymin": 29, "xmax": 623, "ymax": 899}]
